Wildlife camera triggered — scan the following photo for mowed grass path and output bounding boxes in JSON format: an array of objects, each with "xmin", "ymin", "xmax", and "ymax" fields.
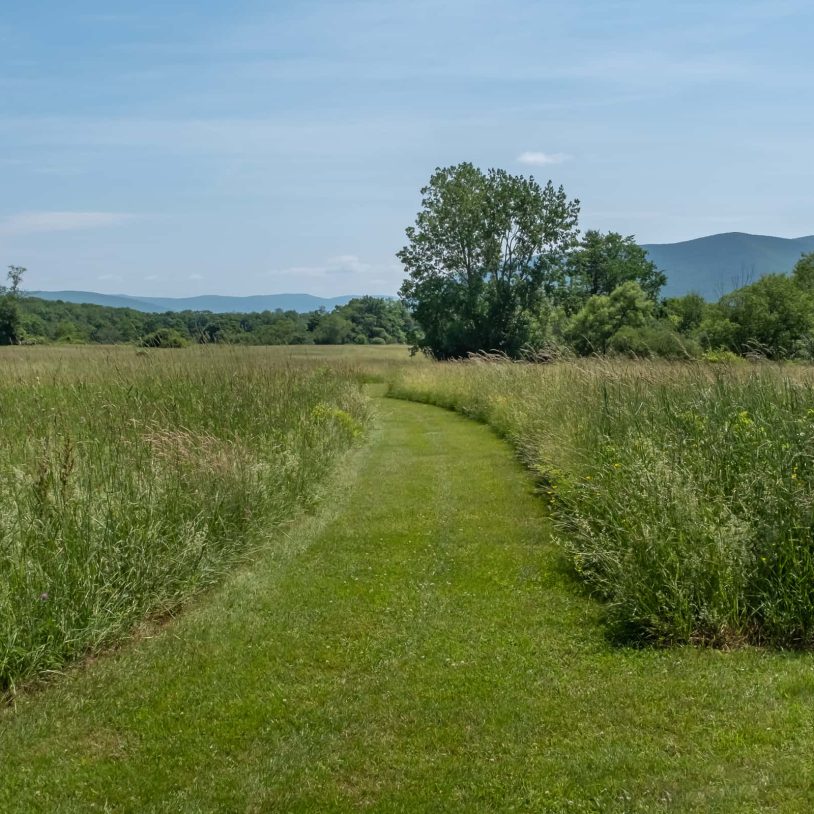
[{"xmin": 2, "ymin": 396, "xmax": 814, "ymax": 812}]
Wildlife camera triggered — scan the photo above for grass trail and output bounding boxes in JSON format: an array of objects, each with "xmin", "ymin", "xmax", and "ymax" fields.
[{"xmin": 2, "ymin": 396, "xmax": 814, "ymax": 812}]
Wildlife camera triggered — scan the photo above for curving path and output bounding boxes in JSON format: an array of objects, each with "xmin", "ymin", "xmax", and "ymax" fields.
[{"xmin": 1, "ymin": 397, "xmax": 813, "ymax": 812}]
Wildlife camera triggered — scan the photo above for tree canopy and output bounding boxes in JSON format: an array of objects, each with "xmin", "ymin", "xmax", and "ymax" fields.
[
  {"xmin": 559, "ymin": 230, "xmax": 666, "ymax": 311},
  {"xmin": 398, "ymin": 163, "xmax": 580, "ymax": 357}
]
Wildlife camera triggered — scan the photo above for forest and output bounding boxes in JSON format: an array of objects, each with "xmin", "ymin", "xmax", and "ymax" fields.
[{"xmin": 0, "ymin": 291, "xmax": 415, "ymax": 348}]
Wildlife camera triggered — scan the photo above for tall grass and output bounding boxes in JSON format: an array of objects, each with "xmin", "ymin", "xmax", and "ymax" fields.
[
  {"xmin": 390, "ymin": 359, "xmax": 814, "ymax": 648},
  {"xmin": 0, "ymin": 346, "xmax": 368, "ymax": 690}
]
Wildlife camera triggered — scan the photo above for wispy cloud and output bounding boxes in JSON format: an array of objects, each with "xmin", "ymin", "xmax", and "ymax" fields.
[
  {"xmin": 261, "ymin": 254, "xmax": 400, "ymax": 295},
  {"xmin": 517, "ymin": 151, "xmax": 571, "ymax": 167},
  {"xmin": 0, "ymin": 211, "xmax": 135, "ymax": 236},
  {"xmin": 266, "ymin": 255, "xmax": 378, "ymax": 281}
]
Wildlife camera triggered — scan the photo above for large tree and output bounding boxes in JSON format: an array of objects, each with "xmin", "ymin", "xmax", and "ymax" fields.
[{"xmin": 398, "ymin": 163, "xmax": 580, "ymax": 357}]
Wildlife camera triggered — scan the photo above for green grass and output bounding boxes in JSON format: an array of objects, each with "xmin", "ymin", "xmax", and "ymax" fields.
[
  {"xmin": 2, "ymin": 387, "xmax": 814, "ymax": 811},
  {"xmin": 390, "ymin": 358, "xmax": 814, "ymax": 648},
  {"xmin": 0, "ymin": 345, "xmax": 369, "ymax": 690}
]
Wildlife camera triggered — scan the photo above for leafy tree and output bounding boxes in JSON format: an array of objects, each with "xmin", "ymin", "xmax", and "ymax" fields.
[
  {"xmin": 716, "ymin": 274, "xmax": 812, "ymax": 357},
  {"xmin": 559, "ymin": 231, "xmax": 666, "ymax": 312},
  {"xmin": 398, "ymin": 162, "xmax": 580, "ymax": 357},
  {"xmin": 791, "ymin": 252, "xmax": 814, "ymax": 291},
  {"xmin": 567, "ymin": 281, "xmax": 654, "ymax": 355},
  {"xmin": 664, "ymin": 292, "xmax": 706, "ymax": 333},
  {"xmin": 696, "ymin": 309, "xmax": 738, "ymax": 351},
  {"xmin": 0, "ymin": 265, "xmax": 25, "ymax": 345},
  {"xmin": 312, "ymin": 313, "xmax": 353, "ymax": 344},
  {"xmin": 337, "ymin": 296, "xmax": 415, "ymax": 344}
]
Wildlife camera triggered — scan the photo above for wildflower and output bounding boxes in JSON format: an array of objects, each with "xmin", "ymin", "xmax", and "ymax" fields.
[
  {"xmin": 736, "ymin": 410, "xmax": 754, "ymax": 427},
  {"xmin": 39, "ymin": 592, "xmax": 49, "ymax": 601}
]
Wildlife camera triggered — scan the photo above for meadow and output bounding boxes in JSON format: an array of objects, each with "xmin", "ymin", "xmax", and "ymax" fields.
[
  {"xmin": 3, "ymin": 345, "xmax": 814, "ymax": 810},
  {"xmin": 0, "ymin": 345, "xmax": 369, "ymax": 691},
  {"xmin": 390, "ymin": 357, "xmax": 814, "ymax": 648}
]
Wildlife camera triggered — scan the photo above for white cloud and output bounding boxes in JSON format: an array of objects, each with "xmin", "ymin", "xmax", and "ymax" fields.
[
  {"xmin": 0, "ymin": 211, "xmax": 134, "ymax": 236},
  {"xmin": 517, "ymin": 151, "xmax": 571, "ymax": 167},
  {"xmin": 188, "ymin": 273, "xmax": 203, "ymax": 280}
]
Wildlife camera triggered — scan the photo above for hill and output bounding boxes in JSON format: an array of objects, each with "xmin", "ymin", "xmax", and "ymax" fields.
[
  {"xmin": 25, "ymin": 291, "xmax": 362, "ymax": 314},
  {"xmin": 642, "ymin": 233, "xmax": 814, "ymax": 299}
]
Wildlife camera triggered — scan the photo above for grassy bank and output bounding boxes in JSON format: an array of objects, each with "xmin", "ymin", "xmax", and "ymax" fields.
[
  {"xmin": 390, "ymin": 359, "xmax": 814, "ymax": 648},
  {"xmin": 0, "ymin": 346, "xmax": 368, "ymax": 691}
]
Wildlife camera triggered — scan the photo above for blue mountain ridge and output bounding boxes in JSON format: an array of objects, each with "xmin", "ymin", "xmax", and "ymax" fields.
[{"xmin": 642, "ymin": 232, "xmax": 814, "ymax": 299}]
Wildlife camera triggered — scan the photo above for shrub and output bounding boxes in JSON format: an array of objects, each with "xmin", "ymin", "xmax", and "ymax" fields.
[{"xmin": 138, "ymin": 329, "xmax": 188, "ymax": 348}]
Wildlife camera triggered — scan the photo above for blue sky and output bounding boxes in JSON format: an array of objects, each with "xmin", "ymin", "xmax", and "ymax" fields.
[{"xmin": 1, "ymin": 0, "xmax": 812, "ymax": 297}]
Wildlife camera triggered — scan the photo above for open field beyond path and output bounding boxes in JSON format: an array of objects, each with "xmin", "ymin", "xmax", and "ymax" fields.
[{"xmin": 2, "ymin": 394, "xmax": 814, "ymax": 812}]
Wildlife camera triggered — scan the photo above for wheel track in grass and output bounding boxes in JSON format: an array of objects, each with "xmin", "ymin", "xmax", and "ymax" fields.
[{"xmin": 1, "ymin": 395, "xmax": 813, "ymax": 812}]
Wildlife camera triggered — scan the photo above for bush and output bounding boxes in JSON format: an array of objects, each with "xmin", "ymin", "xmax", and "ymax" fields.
[{"xmin": 138, "ymin": 329, "xmax": 188, "ymax": 349}]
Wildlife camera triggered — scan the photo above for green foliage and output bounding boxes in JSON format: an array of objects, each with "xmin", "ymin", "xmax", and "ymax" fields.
[
  {"xmin": 311, "ymin": 313, "xmax": 353, "ymax": 345},
  {"xmin": 398, "ymin": 162, "xmax": 580, "ymax": 358},
  {"xmin": 663, "ymin": 291, "xmax": 706, "ymax": 332},
  {"xmin": 567, "ymin": 281, "xmax": 653, "ymax": 355},
  {"xmin": 0, "ymin": 265, "xmax": 24, "ymax": 346},
  {"xmin": 715, "ymin": 274, "xmax": 813, "ymax": 357},
  {"xmin": 15, "ymin": 294, "xmax": 412, "ymax": 348},
  {"xmin": 559, "ymin": 230, "xmax": 666, "ymax": 311},
  {"xmin": 138, "ymin": 328, "xmax": 188, "ymax": 348},
  {"xmin": 0, "ymin": 296, "xmax": 21, "ymax": 346},
  {"xmin": 791, "ymin": 251, "xmax": 814, "ymax": 291}
]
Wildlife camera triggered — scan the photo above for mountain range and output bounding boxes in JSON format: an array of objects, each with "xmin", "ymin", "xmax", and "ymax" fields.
[
  {"xmin": 25, "ymin": 232, "xmax": 814, "ymax": 311},
  {"xmin": 643, "ymin": 232, "xmax": 814, "ymax": 299}
]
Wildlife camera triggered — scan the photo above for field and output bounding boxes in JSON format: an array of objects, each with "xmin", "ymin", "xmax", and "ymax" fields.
[
  {"xmin": 2, "ymin": 345, "xmax": 814, "ymax": 811},
  {"xmin": 0, "ymin": 346, "xmax": 370, "ymax": 690},
  {"xmin": 390, "ymin": 358, "xmax": 814, "ymax": 648}
]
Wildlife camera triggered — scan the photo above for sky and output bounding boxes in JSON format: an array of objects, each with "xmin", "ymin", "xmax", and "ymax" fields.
[{"xmin": 1, "ymin": 0, "xmax": 812, "ymax": 297}]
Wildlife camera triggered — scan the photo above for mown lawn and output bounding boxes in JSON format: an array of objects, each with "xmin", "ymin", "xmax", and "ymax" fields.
[{"xmin": 2, "ymin": 392, "xmax": 814, "ymax": 812}]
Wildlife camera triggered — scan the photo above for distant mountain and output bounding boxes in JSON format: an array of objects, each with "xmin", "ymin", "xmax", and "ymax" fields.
[
  {"xmin": 26, "ymin": 291, "xmax": 365, "ymax": 314},
  {"xmin": 643, "ymin": 233, "xmax": 814, "ymax": 300}
]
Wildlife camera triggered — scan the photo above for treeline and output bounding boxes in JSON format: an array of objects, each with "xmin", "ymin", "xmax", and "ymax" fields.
[
  {"xmin": 399, "ymin": 162, "xmax": 814, "ymax": 361},
  {"xmin": 558, "ymin": 250, "xmax": 814, "ymax": 361},
  {"xmin": 9, "ymin": 294, "xmax": 415, "ymax": 347}
]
